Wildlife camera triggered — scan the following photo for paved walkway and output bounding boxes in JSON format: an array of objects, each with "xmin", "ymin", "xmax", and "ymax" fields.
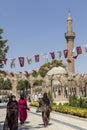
[{"xmin": 0, "ymin": 103, "xmax": 87, "ymax": 130}]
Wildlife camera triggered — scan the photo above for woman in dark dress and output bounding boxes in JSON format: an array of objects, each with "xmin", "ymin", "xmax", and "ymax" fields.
[
  {"xmin": 3, "ymin": 95, "xmax": 18, "ymax": 130},
  {"xmin": 40, "ymin": 93, "xmax": 52, "ymax": 127}
]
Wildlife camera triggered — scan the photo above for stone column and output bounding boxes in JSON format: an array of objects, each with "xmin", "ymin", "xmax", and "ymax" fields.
[{"xmin": 10, "ymin": 78, "xmax": 18, "ymax": 99}]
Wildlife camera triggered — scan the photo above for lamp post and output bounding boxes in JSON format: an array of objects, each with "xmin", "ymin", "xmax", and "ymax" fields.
[{"xmin": 48, "ymin": 74, "xmax": 54, "ymax": 98}]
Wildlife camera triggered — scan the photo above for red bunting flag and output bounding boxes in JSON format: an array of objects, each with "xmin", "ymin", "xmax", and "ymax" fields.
[
  {"xmin": 2, "ymin": 58, "xmax": 8, "ymax": 64},
  {"xmin": 24, "ymin": 71, "xmax": 29, "ymax": 77},
  {"xmin": 10, "ymin": 72, "xmax": 14, "ymax": 77},
  {"xmin": 64, "ymin": 49, "xmax": 68, "ymax": 58},
  {"xmin": 67, "ymin": 59, "xmax": 72, "ymax": 63},
  {"xmin": 50, "ymin": 52, "xmax": 55, "ymax": 59},
  {"xmin": 73, "ymin": 55, "xmax": 78, "ymax": 59},
  {"xmin": 34, "ymin": 55, "xmax": 40, "ymax": 62},
  {"xmin": 76, "ymin": 46, "xmax": 82, "ymax": 55},
  {"xmin": 18, "ymin": 57, "xmax": 24, "ymax": 67}
]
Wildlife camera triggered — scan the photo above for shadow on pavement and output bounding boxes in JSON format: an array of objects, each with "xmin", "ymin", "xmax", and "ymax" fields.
[
  {"xmin": 0, "ymin": 121, "xmax": 34, "ymax": 130},
  {"xmin": 18, "ymin": 122, "xmax": 53, "ymax": 130},
  {"xmin": 19, "ymin": 124, "xmax": 34, "ymax": 130},
  {"xmin": 33, "ymin": 122, "xmax": 53, "ymax": 129}
]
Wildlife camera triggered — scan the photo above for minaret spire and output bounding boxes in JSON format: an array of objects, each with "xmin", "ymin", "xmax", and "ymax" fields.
[
  {"xmin": 68, "ymin": 9, "xmax": 72, "ymax": 19},
  {"xmin": 65, "ymin": 11, "xmax": 75, "ymax": 73},
  {"xmin": 67, "ymin": 10, "xmax": 72, "ymax": 32}
]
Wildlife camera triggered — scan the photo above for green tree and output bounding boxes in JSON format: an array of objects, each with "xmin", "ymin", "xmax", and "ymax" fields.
[
  {"xmin": 24, "ymin": 80, "xmax": 31, "ymax": 89},
  {"xmin": 17, "ymin": 80, "xmax": 31, "ymax": 97},
  {"xmin": 0, "ymin": 77, "xmax": 4, "ymax": 89},
  {"xmin": 0, "ymin": 78, "xmax": 12, "ymax": 90},
  {"xmin": 16, "ymin": 80, "xmax": 25, "ymax": 91},
  {"xmin": 0, "ymin": 29, "xmax": 9, "ymax": 68},
  {"xmin": 4, "ymin": 78, "xmax": 12, "ymax": 90},
  {"xmin": 24, "ymin": 80, "xmax": 31, "ymax": 97},
  {"xmin": 33, "ymin": 80, "xmax": 43, "ymax": 86}
]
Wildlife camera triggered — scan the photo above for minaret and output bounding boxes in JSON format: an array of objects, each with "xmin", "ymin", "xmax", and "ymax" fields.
[{"xmin": 65, "ymin": 11, "xmax": 75, "ymax": 73}]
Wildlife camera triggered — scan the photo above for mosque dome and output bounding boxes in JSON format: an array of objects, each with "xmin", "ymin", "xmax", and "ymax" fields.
[{"xmin": 47, "ymin": 66, "xmax": 67, "ymax": 75}]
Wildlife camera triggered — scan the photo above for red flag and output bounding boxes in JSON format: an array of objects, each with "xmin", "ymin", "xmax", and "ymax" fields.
[
  {"xmin": 2, "ymin": 58, "xmax": 8, "ymax": 64},
  {"xmin": 18, "ymin": 57, "xmax": 24, "ymax": 67},
  {"xmin": 10, "ymin": 72, "xmax": 14, "ymax": 77},
  {"xmin": 76, "ymin": 46, "xmax": 82, "ymax": 55},
  {"xmin": 50, "ymin": 52, "xmax": 55, "ymax": 59},
  {"xmin": 34, "ymin": 55, "xmax": 40, "ymax": 62},
  {"xmin": 67, "ymin": 59, "xmax": 72, "ymax": 63},
  {"xmin": 73, "ymin": 55, "xmax": 78, "ymax": 59},
  {"xmin": 64, "ymin": 49, "xmax": 68, "ymax": 58}
]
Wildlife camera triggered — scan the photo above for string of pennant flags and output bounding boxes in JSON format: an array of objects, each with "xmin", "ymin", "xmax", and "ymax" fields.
[{"xmin": 1, "ymin": 45, "xmax": 87, "ymax": 77}]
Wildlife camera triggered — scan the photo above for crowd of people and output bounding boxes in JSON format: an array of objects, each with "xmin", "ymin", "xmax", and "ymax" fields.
[{"xmin": 3, "ymin": 92, "xmax": 52, "ymax": 130}]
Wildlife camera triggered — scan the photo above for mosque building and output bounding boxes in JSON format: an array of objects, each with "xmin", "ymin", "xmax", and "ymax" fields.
[{"xmin": 1, "ymin": 12, "xmax": 87, "ymax": 104}]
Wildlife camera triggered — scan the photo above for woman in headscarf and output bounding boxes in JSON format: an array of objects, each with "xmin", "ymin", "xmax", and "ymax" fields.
[
  {"xmin": 18, "ymin": 94, "xmax": 30, "ymax": 124},
  {"xmin": 40, "ymin": 92, "xmax": 52, "ymax": 127},
  {"xmin": 3, "ymin": 95, "xmax": 18, "ymax": 130}
]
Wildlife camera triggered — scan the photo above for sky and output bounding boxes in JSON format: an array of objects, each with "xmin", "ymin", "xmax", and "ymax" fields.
[{"xmin": 0, "ymin": 0, "xmax": 87, "ymax": 74}]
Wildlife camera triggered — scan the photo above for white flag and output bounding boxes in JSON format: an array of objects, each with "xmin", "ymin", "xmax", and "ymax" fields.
[
  {"xmin": 26, "ymin": 56, "xmax": 32, "ymax": 64},
  {"xmin": 43, "ymin": 53, "xmax": 48, "ymax": 63},
  {"xmin": 10, "ymin": 58, "xmax": 16, "ymax": 68}
]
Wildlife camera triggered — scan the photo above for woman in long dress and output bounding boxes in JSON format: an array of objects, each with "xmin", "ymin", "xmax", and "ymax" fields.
[
  {"xmin": 18, "ymin": 94, "xmax": 30, "ymax": 124},
  {"xmin": 3, "ymin": 95, "xmax": 18, "ymax": 130},
  {"xmin": 40, "ymin": 93, "xmax": 52, "ymax": 127}
]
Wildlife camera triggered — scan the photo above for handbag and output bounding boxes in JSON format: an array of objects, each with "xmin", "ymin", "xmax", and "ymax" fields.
[{"xmin": 47, "ymin": 105, "xmax": 52, "ymax": 112}]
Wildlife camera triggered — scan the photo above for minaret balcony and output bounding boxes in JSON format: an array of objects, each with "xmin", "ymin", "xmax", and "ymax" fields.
[{"xmin": 65, "ymin": 32, "xmax": 75, "ymax": 39}]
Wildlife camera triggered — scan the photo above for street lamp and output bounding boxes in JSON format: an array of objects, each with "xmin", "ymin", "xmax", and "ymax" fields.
[{"xmin": 48, "ymin": 74, "xmax": 54, "ymax": 98}]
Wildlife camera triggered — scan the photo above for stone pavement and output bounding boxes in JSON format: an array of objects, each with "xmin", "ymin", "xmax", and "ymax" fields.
[{"xmin": 0, "ymin": 103, "xmax": 87, "ymax": 130}]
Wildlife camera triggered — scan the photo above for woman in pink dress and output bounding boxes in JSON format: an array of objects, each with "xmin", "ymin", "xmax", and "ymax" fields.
[{"xmin": 18, "ymin": 94, "xmax": 30, "ymax": 124}]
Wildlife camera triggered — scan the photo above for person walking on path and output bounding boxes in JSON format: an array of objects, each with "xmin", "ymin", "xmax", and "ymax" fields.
[
  {"xmin": 3, "ymin": 95, "xmax": 18, "ymax": 130},
  {"xmin": 40, "ymin": 92, "xmax": 52, "ymax": 127},
  {"xmin": 18, "ymin": 94, "xmax": 30, "ymax": 124}
]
